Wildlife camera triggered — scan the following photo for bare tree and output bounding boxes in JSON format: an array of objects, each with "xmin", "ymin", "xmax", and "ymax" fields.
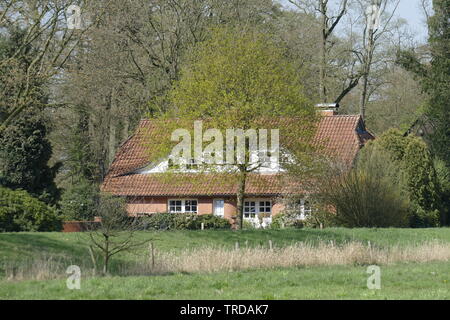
[
  {"xmin": 288, "ymin": 0, "xmax": 350, "ymax": 102},
  {"xmin": 86, "ymin": 193, "xmax": 149, "ymax": 275},
  {"xmin": 356, "ymin": 0, "xmax": 400, "ymax": 119},
  {"xmin": 0, "ymin": 0, "xmax": 97, "ymax": 132}
]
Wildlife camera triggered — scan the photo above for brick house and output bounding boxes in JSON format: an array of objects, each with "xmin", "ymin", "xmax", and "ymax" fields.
[{"xmin": 101, "ymin": 105, "xmax": 374, "ymax": 226}]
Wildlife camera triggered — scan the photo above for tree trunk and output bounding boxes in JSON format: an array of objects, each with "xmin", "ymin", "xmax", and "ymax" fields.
[
  {"xmin": 319, "ymin": 1, "xmax": 328, "ymax": 102},
  {"xmin": 108, "ymin": 91, "xmax": 117, "ymax": 166},
  {"xmin": 360, "ymin": 30, "xmax": 375, "ymax": 120},
  {"xmin": 103, "ymin": 235, "xmax": 109, "ymax": 275},
  {"xmin": 235, "ymin": 169, "xmax": 247, "ymax": 230}
]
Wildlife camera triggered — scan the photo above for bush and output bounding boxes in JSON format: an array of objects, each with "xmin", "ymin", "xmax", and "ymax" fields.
[
  {"xmin": 59, "ymin": 180, "xmax": 98, "ymax": 221},
  {"xmin": 271, "ymin": 212, "xmax": 304, "ymax": 229},
  {"xmin": 141, "ymin": 213, "xmax": 230, "ymax": 230},
  {"xmin": 141, "ymin": 213, "xmax": 176, "ymax": 230},
  {"xmin": 359, "ymin": 129, "xmax": 444, "ymax": 227},
  {"xmin": 0, "ymin": 186, "xmax": 62, "ymax": 232},
  {"xmin": 318, "ymin": 148, "xmax": 410, "ymax": 228},
  {"xmin": 409, "ymin": 205, "xmax": 440, "ymax": 228}
]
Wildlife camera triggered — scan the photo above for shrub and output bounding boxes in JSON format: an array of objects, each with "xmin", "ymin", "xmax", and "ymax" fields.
[
  {"xmin": 271, "ymin": 212, "xmax": 304, "ymax": 229},
  {"xmin": 141, "ymin": 213, "xmax": 176, "ymax": 230},
  {"xmin": 141, "ymin": 213, "xmax": 230, "ymax": 230},
  {"xmin": 318, "ymin": 149, "xmax": 410, "ymax": 228},
  {"xmin": 195, "ymin": 214, "xmax": 230, "ymax": 229},
  {"xmin": 59, "ymin": 180, "xmax": 98, "ymax": 221},
  {"xmin": 0, "ymin": 186, "xmax": 62, "ymax": 232},
  {"xmin": 321, "ymin": 169, "xmax": 409, "ymax": 228},
  {"xmin": 409, "ymin": 205, "xmax": 440, "ymax": 228},
  {"xmin": 360, "ymin": 129, "xmax": 444, "ymax": 227}
]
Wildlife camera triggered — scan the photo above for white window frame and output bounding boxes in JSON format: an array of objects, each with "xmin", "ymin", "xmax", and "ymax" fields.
[
  {"xmin": 213, "ymin": 199, "xmax": 225, "ymax": 217},
  {"xmin": 292, "ymin": 199, "xmax": 312, "ymax": 220},
  {"xmin": 168, "ymin": 199, "xmax": 198, "ymax": 213},
  {"xmin": 243, "ymin": 199, "xmax": 272, "ymax": 220}
]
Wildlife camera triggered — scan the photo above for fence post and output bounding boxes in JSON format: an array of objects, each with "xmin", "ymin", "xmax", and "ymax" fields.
[
  {"xmin": 269, "ymin": 240, "xmax": 273, "ymax": 250},
  {"xmin": 235, "ymin": 241, "xmax": 240, "ymax": 250},
  {"xmin": 201, "ymin": 222, "xmax": 205, "ymax": 230},
  {"xmin": 88, "ymin": 246, "xmax": 97, "ymax": 275},
  {"xmin": 149, "ymin": 242, "xmax": 155, "ymax": 269}
]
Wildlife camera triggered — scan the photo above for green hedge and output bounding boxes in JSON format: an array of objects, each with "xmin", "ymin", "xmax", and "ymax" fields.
[
  {"xmin": 141, "ymin": 213, "xmax": 230, "ymax": 230},
  {"xmin": 0, "ymin": 187, "xmax": 62, "ymax": 232}
]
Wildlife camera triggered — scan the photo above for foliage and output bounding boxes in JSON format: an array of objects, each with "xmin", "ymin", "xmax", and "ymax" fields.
[
  {"xmin": 397, "ymin": 0, "xmax": 450, "ymax": 167},
  {"xmin": 319, "ymin": 148, "xmax": 410, "ymax": 228},
  {"xmin": 141, "ymin": 213, "xmax": 230, "ymax": 230},
  {"xmin": 321, "ymin": 170, "xmax": 409, "ymax": 228},
  {"xmin": 141, "ymin": 213, "xmax": 177, "ymax": 231},
  {"xmin": 147, "ymin": 26, "xmax": 317, "ymax": 229},
  {"xmin": 0, "ymin": 187, "xmax": 62, "ymax": 232},
  {"xmin": 59, "ymin": 180, "xmax": 99, "ymax": 221},
  {"xmin": 434, "ymin": 158, "xmax": 450, "ymax": 225},
  {"xmin": 271, "ymin": 212, "xmax": 304, "ymax": 229},
  {"xmin": 361, "ymin": 129, "xmax": 443, "ymax": 227},
  {"xmin": 0, "ymin": 108, "xmax": 61, "ymax": 205}
]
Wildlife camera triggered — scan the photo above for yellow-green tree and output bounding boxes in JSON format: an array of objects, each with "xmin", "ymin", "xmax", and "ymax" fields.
[{"xmin": 147, "ymin": 27, "xmax": 318, "ymax": 229}]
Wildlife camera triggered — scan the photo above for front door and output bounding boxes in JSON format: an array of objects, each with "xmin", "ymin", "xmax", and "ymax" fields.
[{"xmin": 213, "ymin": 199, "xmax": 225, "ymax": 217}]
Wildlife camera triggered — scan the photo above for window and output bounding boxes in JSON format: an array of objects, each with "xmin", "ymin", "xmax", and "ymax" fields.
[
  {"xmin": 214, "ymin": 199, "xmax": 225, "ymax": 217},
  {"xmin": 244, "ymin": 200, "xmax": 272, "ymax": 219},
  {"xmin": 168, "ymin": 200, "xmax": 198, "ymax": 213},
  {"xmin": 292, "ymin": 199, "xmax": 313, "ymax": 220},
  {"xmin": 244, "ymin": 201, "xmax": 257, "ymax": 218}
]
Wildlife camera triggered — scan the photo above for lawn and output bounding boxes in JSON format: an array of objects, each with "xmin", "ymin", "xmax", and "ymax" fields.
[
  {"xmin": 1, "ymin": 228, "xmax": 449, "ymax": 300},
  {"xmin": 0, "ymin": 261, "xmax": 449, "ymax": 300}
]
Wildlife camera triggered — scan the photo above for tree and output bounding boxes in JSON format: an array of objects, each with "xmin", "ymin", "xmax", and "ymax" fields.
[
  {"xmin": 0, "ymin": 0, "xmax": 91, "ymax": 131},
  {"xmin": 355, "ymin": 0, "xmax": 401, "ymax": 119},
  {"xmin": 0, "ymin": 108, "xmax": 61, "ymax": 204},
  {"xmin": 147, "ymin": 27, "xmax": 318, "ymax": 230},
  {"xmin": 86, "ymin": 193, "xmax": 148, "ymax": 274},
  {"xmin": 360, "ymin": 129, "xmax": 443, "ymax": 226},
  {"xmin": 397, "ymin": 0, "xmax": 450, "ymax": 168},
  {"xmin": 288, "ymin": 0, "xmax": 351, "ymax": 102}
]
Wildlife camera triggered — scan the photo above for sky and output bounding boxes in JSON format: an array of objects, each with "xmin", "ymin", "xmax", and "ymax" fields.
[
  {"xmin": 396, "ymin": 0, "xmax": 429, "ymax": 42},
  {"xmin": 280, "ymin": 0, "xmax": 429, "ymax": 43}
]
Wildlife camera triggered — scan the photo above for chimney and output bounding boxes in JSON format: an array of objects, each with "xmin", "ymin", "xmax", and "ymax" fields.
[{"xmin": 315, "ymin": 103, "xmax": 339, "ymax": 116}]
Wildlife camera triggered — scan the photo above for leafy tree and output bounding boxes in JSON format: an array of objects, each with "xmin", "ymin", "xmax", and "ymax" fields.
[
  {"xmin": 360, "ymin": 129, "xmax": 443, "ymax": 227},
  {"xmin": 59, "ymin": 179, "xmax": 99, "ymax": 221},
  {"xmin": 148, "ymin": 26, "xmax": 317, "ymax": 229},
  {"xmin": 0, "ymin": 109, "xmax": 61, "ymax": 204},
  {"xmin": 0, "ymin": 186, "xmax": 62, "ymax": 232},
  {"xmin": 397, "ymin": 0, "xmax": 450, "ymax": 167}
]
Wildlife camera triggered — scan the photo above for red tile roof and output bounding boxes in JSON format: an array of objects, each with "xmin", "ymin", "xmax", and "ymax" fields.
[{"xmin": 102, "ymin": 115, "xmax": 374, "ymax": 196}]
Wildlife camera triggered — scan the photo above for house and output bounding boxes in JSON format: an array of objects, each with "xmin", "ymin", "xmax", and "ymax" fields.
[{"xmin": 101, "ymin": 104, "xmax": 374, "ymax": 227}]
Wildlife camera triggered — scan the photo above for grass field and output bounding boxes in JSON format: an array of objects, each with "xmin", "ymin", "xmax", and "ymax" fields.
[
  {"xmin": 1, "ymin": 228, "xmax": 450, "ymax": 299},
  {"xmin": 1, "ymin": 262, "xmax": 449, "ymax": 300}
]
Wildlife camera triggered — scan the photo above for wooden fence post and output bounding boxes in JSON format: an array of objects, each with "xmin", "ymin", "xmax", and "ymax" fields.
[
  {"xmin": 149, "ymin": 242, "xmax": 155, "ymax": 269},
  {"xmin": 88, "ymin": 246, "xmax": 97, "ymax": 275}
]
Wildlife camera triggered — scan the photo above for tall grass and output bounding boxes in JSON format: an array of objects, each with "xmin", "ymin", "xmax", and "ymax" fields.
[{"xmin": 4, "ymin": 241, "xmax": 450, "ymax": 281}]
